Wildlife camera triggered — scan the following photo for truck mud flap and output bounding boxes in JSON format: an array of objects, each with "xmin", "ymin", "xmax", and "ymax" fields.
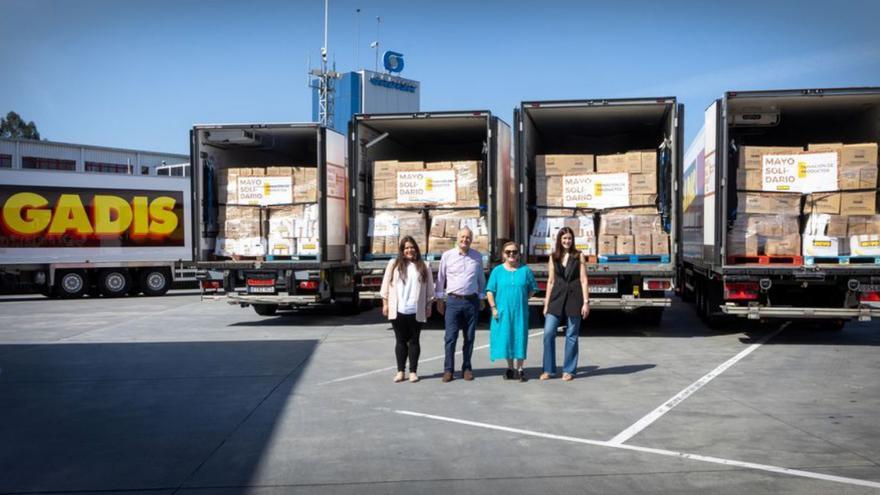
[{"xmin": 721, "ymin": 304, "xmax": 880, "ymax": 322}]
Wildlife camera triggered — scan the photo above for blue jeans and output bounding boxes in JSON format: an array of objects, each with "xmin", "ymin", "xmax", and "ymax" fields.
[
  {"xmin": 542, "ymin": 313, "xmax": 581, "ymax": 375},
  {"xmin": 444, "ymin": 296, "xmax": 479, "ymax": 373}
]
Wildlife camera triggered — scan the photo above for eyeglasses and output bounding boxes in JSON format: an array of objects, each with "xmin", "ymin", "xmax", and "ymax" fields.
[{"xmin": 504, "ymin": 250, "xmax": 519, "ymax": 255}]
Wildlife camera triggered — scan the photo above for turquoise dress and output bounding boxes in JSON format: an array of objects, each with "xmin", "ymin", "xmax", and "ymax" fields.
[{"xmin": 487, "ymin": 264, "xmax": 537, "ymax": 361}]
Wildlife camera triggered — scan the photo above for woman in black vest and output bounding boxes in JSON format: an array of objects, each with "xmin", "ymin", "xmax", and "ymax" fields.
[{"xmin": 541, "ymin": 226, "xmax": 589, "ymax": 381}]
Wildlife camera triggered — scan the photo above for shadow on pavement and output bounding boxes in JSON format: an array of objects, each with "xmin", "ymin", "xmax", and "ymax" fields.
[{"xmin": 0, "ymin": 339, "xmax": 318, "ymax": 494}]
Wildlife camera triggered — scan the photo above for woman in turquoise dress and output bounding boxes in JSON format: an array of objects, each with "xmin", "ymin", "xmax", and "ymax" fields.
[{"xmin": 486, "ymin": 241, "xmax": 537, "ymax": 382}]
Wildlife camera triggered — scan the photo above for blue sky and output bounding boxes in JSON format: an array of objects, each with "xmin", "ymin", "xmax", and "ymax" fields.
[{"xmin": 2, "ymin": 0, "xmax": 879, "ymax": 155}]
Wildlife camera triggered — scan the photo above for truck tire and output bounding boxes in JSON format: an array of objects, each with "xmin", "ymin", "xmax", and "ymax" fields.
[
  {"xmin": 140, "ymin": 269, "xmax": 171, "ymax": 296},
  {"xmin": 99, "ymin": 269, "xmax": 132, "ymax": 298},
  {"xmin": 253, "ymin": 304, "xmax": 278, "ymax": 316},
  {"xmin": 55, "ymin": 270, "xmax": 88, "ymax": 299}
]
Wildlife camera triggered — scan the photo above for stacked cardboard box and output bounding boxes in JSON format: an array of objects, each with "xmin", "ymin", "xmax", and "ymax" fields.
[
  {"xmin": 593, "ymin": 151, "xmax": 658, "ymax": 206},
  {"xmin": 528, "ymin": 209, "xmax": 596, "ymax": 257},
  {"xmin": 535, "ymin": 155, "xmax": 594, "ymax": 207},
  {"xmin": 216, "ymin": 165, "xmax": 320, "ymax": 258},
  {"xmin": 728, "ymin": 213, "xmax": 801, "ymax": 257},
  {"xmin": 597, "ymin": 209, "xmax": 667, "ymax": 256},
  {"xmin": 372, "ymin": 160, "xmax": 480, "ymax": 208},
  {"xmin": 428, "ymin": 210, "xmax": 489, "ymax": 255},
  {"xmin": 369, "ymin": 210, "xmax": 428, "ymax": 256}
]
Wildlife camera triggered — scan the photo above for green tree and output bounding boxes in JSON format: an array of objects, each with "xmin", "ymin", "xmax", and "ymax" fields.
[{"xmin": 0, "ymin": 111, "xmax": 41, "ymax": 140}]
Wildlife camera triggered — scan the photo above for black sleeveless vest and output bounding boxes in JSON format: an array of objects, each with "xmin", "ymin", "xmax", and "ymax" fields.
[{"xmin": 548, "ymin": 255, "xmax": 584, "ymax": 317}]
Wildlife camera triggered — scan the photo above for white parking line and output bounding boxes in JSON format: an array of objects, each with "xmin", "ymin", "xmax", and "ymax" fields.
[
  {"xmin": 394, "ymin": 409, "xmax": 880, "ymax": 490},
  {"xmin": 607, "ymin": 326, "xmax": 785, "ymax": 445},
  {"xmin": 318, "ymin": 330, "xmax": 543, "ymax": 385}
]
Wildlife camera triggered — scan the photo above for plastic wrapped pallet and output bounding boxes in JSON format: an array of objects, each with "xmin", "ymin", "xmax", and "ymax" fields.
[
  {"xmin": 802, "ymin": 213, "xmax": 846, "ymax": 257},
  {"xmin": 293, "ymin": 167, "xmax": 318, "ymax": 203},
  {"xmin": 369, "ymin": 210, "xmax": 427, "ymax": 257},
  {"xmin": 728, "ymin": 213, "xmax": 801, "ymax": 257},
  {"xmin": 216, "ymin": 206, "xmax": 265, "ymax": 257},
  {"xmin": 428, "ymin": 209, "xmax": 489, "ymax": 256},
  {"xmin": 529, "ymin": 208, "xmax": 596, "ymax": 257}
]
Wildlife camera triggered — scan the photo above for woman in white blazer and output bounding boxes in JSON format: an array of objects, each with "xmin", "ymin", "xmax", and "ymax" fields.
[{"xmin": 380, "ymin": 236, "xmax": 435, "ymax": 383}]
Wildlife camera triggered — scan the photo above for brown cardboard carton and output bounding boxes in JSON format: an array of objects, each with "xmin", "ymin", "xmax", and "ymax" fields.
[
  {"xmin": 623, "ymin": 152, "xmax": 642, "ymax": 174},
  {"xmin": 767, "ymin": 193, "xmax": 802, "ymax": 215},
  {"xmin": 861, "ymin": 166, "xmax": 878, "ymax": 189},
  {"xmin": 807, "ymin": 143, "xmax": 843, "ymax": 153},
  {"xmin": 444, "ymin": 218, "xmax": 460, "ymax": 237},
  {"xmin": 453, "ymin": 160, "xmax": 481, "ymax": 206},
  {"xmin": 600, "ymin": 215, "xmax": 631, "ymax": 236},
  {"xmin": 596, "ymin": 154, "xmax": 628, "ymax": 173},
  {"xmin": 425, "ymin": 161, "xmax": 452, "ymax": 170},
  {"xmin": 428, "ymin": 237, "xmax": 456, "ymax": 253},
  {"xmin": 727, "ymin": 230, "xmax": 759, "ymax": 256},
  {"xmin": 635, "ymin": 232, "xmax": 652, "ymax": 255},
  {"xmin": 397, "ymin": 161, "xmax": 425, "ymax": 171},
  {"xmin": 537, "ymin": 154, "xmax": 594, "ymax": 176},
  {"xmin": 841, "ymin": 143, "xmax": 879, "ymax": 167},
  {"xmin": 471, "ymin": 235, "xmax": 490, "ymax": 253},
  {"xmin": 598, "ymin": 235, "xmax": 616, "ymax": 255},
  {"xmin": 826, "ymin": 215, "xmax": 849, "ymax": 237},
  {"xmin": 847, "ymin": 215, "xmax": 880, "ymax": 236},
  {"xmin": 294, "ymin": 167, "xmax": 318, "ymax": 203},
  {"xmin": 764, "ymin": 234, "xmax": 801, "ymax": 256},
  {"xmin": 736, "ymin": 167, "xmax": 762, "ymax": 191},
  {"xmin": 266, "ymin": 166, "xmax": 294, "ymax": 176},
  {"xmin": 630, "ymin": 194, "xmax": 658, "ymax": 206},
  {"xmin": 633, "ymin": 214, "xmax": 662, "ymax": 234},
  {"xmin": 430, "ymin": 219, "xmax": 446, "ymax": 237},
  {"xmin": 237, "ymin": 167, "xmax": 265, "ymax": 177},
  {"xmin": 804, "ymin": 193, "xmax": 841, "ymax": 215},
  {"xmin": 371, "ymin": 236, "xmax": 386, "ymax": 254},
  {"xmin": 374, "ymin": 160, "xmax": 398, "ymax": 180},
  {"xmin": 737, "ymin": 193, "xmax": 772, "ymax": 214},
  {"xmin": 839, "ymin": 167, "xmax": 861, "ymax": 190},
  {"xmin": 739, "ymin": 146, "xmax": 803, "ymax": 170},
  {"xmin": 754, "ymin": 215, "xmax": 800, "ymax": 237},
  {"xmin": 374, "ymin": 197, "xmax": 398, "ymax": 208},
  {"xmin": 640, "ymin": 151, "xmax": 657, "ymax": 174},
  {"xmin": 616, "ymin": 235, "xmax": 634, "ymax": 254},
  {"xmin": 385, "ymin": 236, "xmax": 399, "ymax": 253},
  {"xmin": 840, "ymin": 192, "xmax": 876, "ymax": 215},
  {"xmin": 536, "ymin": 176, "xmax": 563, "ymax": 206},
  {"xmin": 652, "ymin": 233, "xmax": 670, "ymax": 255},
  {"xmin": 630, "ymin": 170, "xmax": 657, "ymax": 195}
]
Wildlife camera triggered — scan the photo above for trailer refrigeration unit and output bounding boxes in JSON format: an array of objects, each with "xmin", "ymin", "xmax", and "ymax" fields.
[
  {"xmin": 190, "ymin": 123, "xmax": 354, "ymax": 316},
  {"xmin": 515, "ymin": 98, "xmax": 682, "ymax": 322},
  {"xmin": 679, "ymin": 87, "xmax": 880, "ymax": 325},
  {"xmin": 0, "ymin": 169, "xmax": 191, "ymax": 298},
  {"xmin": 350, "ymin": 111, "xmax": 513, "ymax": 297}
]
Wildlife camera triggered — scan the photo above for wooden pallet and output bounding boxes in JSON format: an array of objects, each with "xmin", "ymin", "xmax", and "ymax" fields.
[
  {"xmin": 598, "ymin": 254, "xmax": 671, "ymax": 264},
  {"xmin": 727, "ymin": 255, "xmax": 803, "ymax": 265},
  {"xmin": 804, "ymin": 255, "xmax": 880, "ymax": 266}
]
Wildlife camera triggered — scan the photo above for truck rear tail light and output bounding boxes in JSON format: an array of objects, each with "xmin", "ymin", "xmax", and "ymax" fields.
[
  {"xmin": 589, "ymin": 277, "xmax": 615, "ymax": 286},
  {"xmin": 247, "ymin": 278, "xmax": 275, "ymax": 287},
  {"xmin": 643, "ymin": 279, "xmax": 672, "ymax": 291},
  {"xmin": 201, "ymin": 280, "xmax": 221, "ymax": 290},
  {"xmin": 859, "ymin": 291, "xmax": 880, "ymax": 302},
  {"xmin": 298, "ymin": 281, "xmax": 318, "ymax": 290},
  {"xmin": 536, "ymin": 281, "xmax": 547, "ymax": 290},
  {"xmin": 724, "ymin": 282, "xmax": 759, "ymax": 301},
  {"xmin": 362, "ymin": 276, "xmax": 383, "ymax": 287}
]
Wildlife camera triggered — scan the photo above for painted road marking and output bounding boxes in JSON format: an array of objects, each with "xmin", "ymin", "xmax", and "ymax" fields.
[
  {"xmin": 318, "ymin": 330, "xmax": 543, "ymax": 385},
  {"xmin": 394, "ymin": 409, "xmax": 880, "ymax": 490},
  {"xmin": 607, "ymin": 326, "xmax": 785, "ymax": 445}
]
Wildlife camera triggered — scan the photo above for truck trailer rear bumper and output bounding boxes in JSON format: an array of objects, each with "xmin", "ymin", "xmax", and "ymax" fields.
[
  {"xmin": 721, "ymin": 304, "xmax": 880, "ymax": 321},
  {"xmin": 528, "ymin": 297, "xmax": 671, "ymax": 311},
  {"xmin": 226, "ymin": 293, "xmax": 321, "ymax": 306}
]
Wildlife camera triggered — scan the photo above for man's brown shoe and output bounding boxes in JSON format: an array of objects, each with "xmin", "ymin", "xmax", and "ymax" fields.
[
  {"xmin": 463, "ymin": 369, "xmax": 474, "ymax": 381},
  {"xmin": 442, "ymin": 371, "xmax": 454, "ymax": 382}
]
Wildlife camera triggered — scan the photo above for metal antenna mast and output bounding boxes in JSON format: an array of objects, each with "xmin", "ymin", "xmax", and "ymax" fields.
[{"xmin": 309, "ymin": 0, "xmax": 339, "ymax": 127}]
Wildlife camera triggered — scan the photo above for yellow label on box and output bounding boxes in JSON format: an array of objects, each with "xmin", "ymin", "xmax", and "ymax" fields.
[
  {"xmin": 594, "ymin": 183, "xmax": 602, "ymax": 196},
  {"xmin": 798, "ymin": 161, "xmax": 807, "ymax": 179},
  {"xmin": 813, "ymin": 240, "xmax": 832, "ymax": 247},
  {"xmin": 861, "ymin": 240, "xmax": 880, "ymax": 248}
]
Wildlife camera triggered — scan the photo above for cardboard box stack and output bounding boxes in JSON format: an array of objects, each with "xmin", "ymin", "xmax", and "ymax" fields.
[
  {"xmin": 597, "ymin": 208, "xmax": 667, "ymax": 256},
  {"xmin": 528, "ymin": 209, "xmax": 596, "ymax": 257},
  {"xmin": 535, "ymin": 155, "xmax": 593, "ymax": 207},
  {"xmin": 428, "ymin": 210, "xmax": 489, "ymax": 255},
  {"xmin": 216, "ymin": 165, "xmax": 320, "ymax": 258},
  {"xmin": 372, "ymin": 160, "xmax": 481, "ymax": 208},
  {"xmin": 368, "ymin": 210, "xmax": 428, "ymax": 256},
  {"xmin": 728, "ymin": 193, "xmax": 802, "ymax": 257}
]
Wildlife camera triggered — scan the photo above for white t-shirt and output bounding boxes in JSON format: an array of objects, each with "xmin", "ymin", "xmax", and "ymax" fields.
[{"xmin": 396, "ymin": 263, "xmax": 420, "ymax": 315}]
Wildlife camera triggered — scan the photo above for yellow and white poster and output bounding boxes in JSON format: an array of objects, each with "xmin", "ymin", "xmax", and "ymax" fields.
[
  {"xmin": 562, "ymin": 173, "xmax": 629, "ymax": 209},
  {"xmin": 397, "ymin": 170, "xmax": 457, "ymax": 204},
  {"xmin": 762, "ymin": 152, "xmax": 837, "ymax": 193},
  {"xmin": 237, "ymin": 176, "xmax": 293, "ymax": 205}
]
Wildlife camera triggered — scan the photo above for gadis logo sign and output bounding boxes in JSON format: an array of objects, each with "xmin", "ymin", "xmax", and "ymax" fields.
[{"xmin": 383, "ymin": 51, "xmax": 404, "ymax": 73}]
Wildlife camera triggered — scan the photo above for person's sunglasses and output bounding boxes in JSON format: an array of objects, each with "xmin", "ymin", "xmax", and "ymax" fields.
[{"xmin": 504, "ymin": 250, "xmax": 519, "ymax": 255}]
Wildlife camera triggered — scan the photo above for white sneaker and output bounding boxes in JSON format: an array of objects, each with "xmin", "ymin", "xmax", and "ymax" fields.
[
  {"xmin": 393, "ymin": 371, "xmax": 405, "ymax": 383},
  {"xmin": 409, "ymin": 372, "xmax": 420, "ymax": 383}
]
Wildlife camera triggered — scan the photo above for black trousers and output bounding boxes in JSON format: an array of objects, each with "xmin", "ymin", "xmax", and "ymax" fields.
[{"xmin": 392, "ymin": 312, "xmax": 423, "ymax": 372}]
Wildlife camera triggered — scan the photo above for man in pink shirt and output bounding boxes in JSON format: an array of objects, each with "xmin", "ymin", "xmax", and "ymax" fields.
[{"xmin": 435, "ymin": 227, "xmax": 486, "ymax": 382}]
